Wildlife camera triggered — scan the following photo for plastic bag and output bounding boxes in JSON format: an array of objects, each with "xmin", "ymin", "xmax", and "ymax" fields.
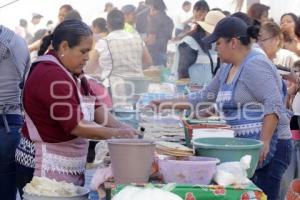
[
  {"xmin": 213, "ymin": 155, "xmax": 252, "ymax": 186},
  {"xmin": 94, "ymin": 141, "xmax": 108, "ymax": 164},
  {"xmin": 113, "ymin": 185, "xmax": 183, "ymax": 200},
  {"xmin": 90, "ymin": 166, "xmax": 113, "ymax": 191}
]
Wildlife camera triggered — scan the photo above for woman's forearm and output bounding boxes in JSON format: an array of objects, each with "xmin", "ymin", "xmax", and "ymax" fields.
[
  {"xmin": 195, "ymin": 105, "xmax": 216, "ymax": 118},
  {"xmin": 260, "ymin": 113, "xmax": 278, "ymax": 143},
  {"xmin": 94, "ymin": 106, "xmax": 123, "ymax": 128},
  {"xmin": 153, "ymin": 96, "xmax": 191, "ymax": 111},
  {"xmin": 163, "ymin": 99, "xmax": 192, "ymax": 110},
  {"xmin": 71, "ymin": 120, "xmax": 118, "ymax": 140}
]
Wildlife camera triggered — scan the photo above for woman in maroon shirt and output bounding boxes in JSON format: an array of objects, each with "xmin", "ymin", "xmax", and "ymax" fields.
[{"xmin": 15, "ymin": 20, "xmax": 137, "ymax": 198}]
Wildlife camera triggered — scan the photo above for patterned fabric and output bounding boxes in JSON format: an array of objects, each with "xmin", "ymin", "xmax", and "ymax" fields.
[
  {"xmin": 0, "ymin": 26, "xmax": 13, "ymax": 61},
  {"xmin": 15, "ymin": 136, "xmax": 35, "ymax": 168},
  {"xmin": 0, "ymin": 104, "xmax": 22, "ymax": 111},
  {"xmin": 96, "ymin": 30, "xmax": 144, "ymax": 107},
  {"xmin": 0, "ymin": 25, "xmax": 30, "ymax": 113},
  {"xmin": 95, "ymin": 30, "xmax": 144, "ymax": 87},
  {"xmin": 22, "ymin": 55, "xmax": 90, "ymax": 185},
  {"xmin": 0, "ymin": 43, "xmax": 10, "ymax": 60},
  {"xmin": 40, "ymin": 144, "xmax": 86, "ymax": 175},
  {"xmin": 106, "ymin": 33, "xmax": 143, "ymax": 77},
  {"xmin": 188, "ymin": 49, "xmax": 291, "ymax": 139},
  {"xmin": 215, "ymin": 91, "xmax": 232, "ymax": 102},
  {"xmin": 230, "ymin": 122, "xmax": 263, "ymax": 136},
  {"xmin": 214, "ymin": 50, "xmax": 278, "ymax": 166}
]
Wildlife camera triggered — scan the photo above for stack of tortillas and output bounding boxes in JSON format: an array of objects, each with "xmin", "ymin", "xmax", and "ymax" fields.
[{"xmin": 156, "ymin": 141, "xmax": 193, "ymax": 157}]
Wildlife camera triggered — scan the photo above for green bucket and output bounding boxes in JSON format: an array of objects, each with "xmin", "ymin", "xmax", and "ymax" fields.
[{"xmin": 192, "ymin": 137, "xmax": 263, "ymax": 178}]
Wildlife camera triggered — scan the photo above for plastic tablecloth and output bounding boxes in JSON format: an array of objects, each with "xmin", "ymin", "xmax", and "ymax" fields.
[{"xmin": 112, "ymin": 183, "xmax": 267, "ymax": 200}]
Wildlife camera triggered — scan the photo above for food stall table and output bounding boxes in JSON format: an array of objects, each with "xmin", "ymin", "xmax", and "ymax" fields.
[{"xmin": 100, "ymin": 182, "xmax": 267, "ymax": 200}]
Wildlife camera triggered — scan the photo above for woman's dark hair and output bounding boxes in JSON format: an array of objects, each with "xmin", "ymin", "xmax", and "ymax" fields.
[
  {"xmin": 231, "ymin": 11, "xmax": 260, "ymax": 44},
  {"xmin": 38, "ymin": 20, "xmax": 92, "ymax": 56},
  {"xmin": 92, "ymin": 17, "xmax": 108, "ymax": 33},
  {"xmin": 247, "ymin": 3, "xmax": 269, "ymax": 21},
  {"xmin": 238, "ymin": 24, "xmax": 260, "ymax": 45},
  {"xmin": 296, "ymin": 17, "xmax": 300, "ymax": 38},
  {"xmin": 280, "ymin": 13, "xmax": 298, "ymax": 41},
  {"xmin": 280, "ymin": 13, "xmax": 298, "ymax": 25},
  {"xmin": 224, "ymin": 23, "xmax": 260, "ymax": 46},
  {"xmin": 223, "ymin": 14, "xmax": 259, "ymax": 45},
  {"xmin": 193, "ymin": 0, "xmax": 209, "ymax": 12}
]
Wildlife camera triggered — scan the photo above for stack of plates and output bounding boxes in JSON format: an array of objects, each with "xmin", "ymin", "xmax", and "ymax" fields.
[
  {"xmin": 156, "ymin": 141, "xmax": 193, "ymax": 157},
  {"xmin": 143, "ymin": 68, "xmax": 161, "ymax": 83}
]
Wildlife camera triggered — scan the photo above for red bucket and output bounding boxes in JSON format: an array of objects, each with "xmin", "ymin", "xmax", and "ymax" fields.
[{"xmin": 182, "ymin": 119, "xmax": 230, "ymax": 147}]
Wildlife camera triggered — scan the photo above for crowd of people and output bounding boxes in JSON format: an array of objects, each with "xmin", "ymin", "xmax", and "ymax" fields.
[{"xmin": 2, "ymin": 0, "xmax": 300, "ymax": 199}]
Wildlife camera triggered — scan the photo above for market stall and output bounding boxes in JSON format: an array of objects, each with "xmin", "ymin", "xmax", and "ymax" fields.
[{"xmin": 22, "ymin": 78, "xmax": 267, "ymax": 200}]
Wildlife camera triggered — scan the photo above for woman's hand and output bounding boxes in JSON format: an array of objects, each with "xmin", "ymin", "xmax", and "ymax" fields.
[
  {"xmin": 259, "ymin": 113, "xmax": 278, "ymax": 166},
  {"xmin": 147, "ymin": 97, "xmax": 190, "ymax": 112},
  {"xmin": 195, "ymin": 106, "xmax": 217, "ymax": 119},
  {"xmin": 114, "ymin": 128, "xmax": 137, "ymax": 139},
  {"xmin": 259, "ymin": 141, "xmax": 270, "ymax": 167}
]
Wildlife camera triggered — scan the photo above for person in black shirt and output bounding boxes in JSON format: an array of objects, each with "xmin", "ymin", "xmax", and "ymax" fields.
[{"xmin": 145, "ymin": 0, "xmax": 174, "ymax": 66}]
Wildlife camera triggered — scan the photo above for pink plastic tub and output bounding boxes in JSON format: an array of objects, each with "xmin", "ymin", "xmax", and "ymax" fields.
[{"xmin": 158, "ymin": 156, "xmax": 219, "ymax": 184}]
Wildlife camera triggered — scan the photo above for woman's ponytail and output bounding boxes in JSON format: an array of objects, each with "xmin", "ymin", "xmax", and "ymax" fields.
[
  {"xmin": 247, "ymin": 20, "xmax": 261, "ymax": 40},
  {"xmin": 38, "ymin": 34, "xmax": 53, "ymax": 56}
]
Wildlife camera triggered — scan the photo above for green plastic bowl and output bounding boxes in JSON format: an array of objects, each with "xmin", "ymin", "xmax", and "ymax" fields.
[{"xmin": 192, "ymin": 137, "xmax": 263, "ymax": 178}]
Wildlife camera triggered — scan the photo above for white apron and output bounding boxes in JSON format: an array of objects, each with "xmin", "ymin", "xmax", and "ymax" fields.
[{"xmin": 23, "ymin": 55, "xmax": 95, "ymax": 185}]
